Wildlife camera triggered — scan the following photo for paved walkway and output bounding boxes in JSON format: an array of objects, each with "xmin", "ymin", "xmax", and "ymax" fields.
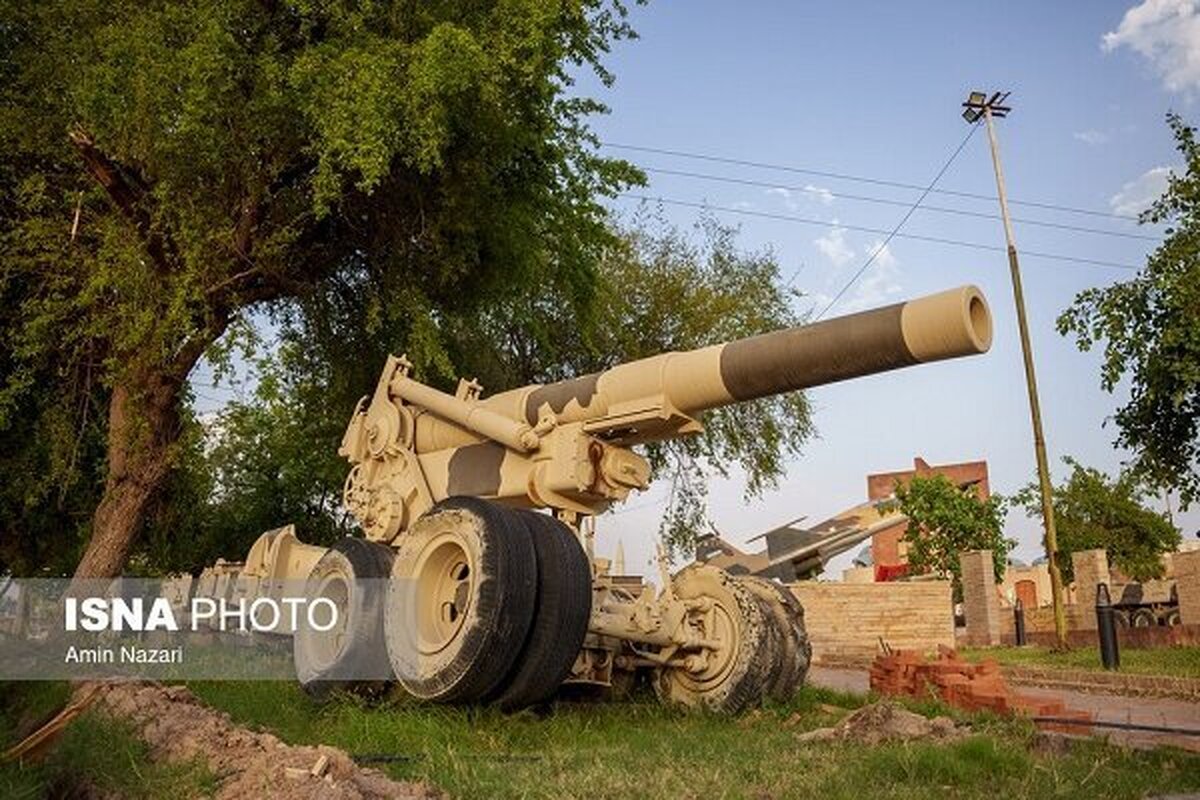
[{"xmin": 809, "ymin": 666, "xmax": 1200, "ymax": 752}]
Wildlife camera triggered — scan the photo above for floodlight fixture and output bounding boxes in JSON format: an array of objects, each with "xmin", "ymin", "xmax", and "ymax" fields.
[{"xmin": 962, "ymin": 89, "xmax": 1011, "ymax": 123}]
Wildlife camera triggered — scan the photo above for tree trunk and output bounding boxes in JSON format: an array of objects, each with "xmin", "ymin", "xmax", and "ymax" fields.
[{"xmin": 73, "ymin": 375, "xmax": 181, "ymax": 578}]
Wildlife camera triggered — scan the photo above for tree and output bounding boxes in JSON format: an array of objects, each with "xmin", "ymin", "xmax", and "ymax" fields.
[
  {"xmin": 0, "ymin": 0, "xmax": 640, "ymax": 577},
  {"xmin": 1058, "ymin": 113, "xmax": 1200, "ymax": 507},
  {"xmin": 1013, "ymin": 459, "xmax": 1180, "ymax": 584},
  {"xmin": 893, "ymin": 474, "xmax": 1012, "ymax": 598},
  {"xmin": 131, "ymin": 353, "xmax": 359, "ymax": 575},
  {"xmin": 163, "ymin": 214, "xmax": 814, "ymax": 570}
]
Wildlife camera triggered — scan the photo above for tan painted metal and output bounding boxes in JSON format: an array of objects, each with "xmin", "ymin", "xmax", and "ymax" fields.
[
  {"xmin": 336, "ymin": 284, "xmax": 991, "ymax": 540},
  {"xmin": 392, "ymin": 369, "xmax": 541, "ymax": 453},
  {"xmin": 695, "ymin": 497, "xmax": 908, "ymax": 580},
  {"xmin": 239, "ymin": 286, "xmax": 993, "ymax": 698},
  {"xmin": 899, "ymin": 285, "xmax": 992, "ymax": 362}
]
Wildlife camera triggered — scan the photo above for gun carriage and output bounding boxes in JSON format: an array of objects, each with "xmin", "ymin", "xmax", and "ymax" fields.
[{"xmin": 223, "ymin": 285, "xmax": 992, "ymax": 712}]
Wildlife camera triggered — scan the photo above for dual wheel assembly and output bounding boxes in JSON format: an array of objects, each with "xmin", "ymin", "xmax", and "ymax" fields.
[
  {"xmin": 294, "ymin": 497, "xmax": 809, "ymax": 713},
  {"xmin": 654, "ymin": 567, "xmax": 811, "ymax": 713},
  {"xmin": 294, "ymin": 497, "xmax": 591, "ymax": 710}
]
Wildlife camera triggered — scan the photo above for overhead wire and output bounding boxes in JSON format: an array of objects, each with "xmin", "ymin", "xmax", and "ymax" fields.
[
  {"xmin": 815, "ymin": 123, "xmax": 980, "ymax": 318},
  {"xmin": 603, "ymin": 141, "xmax": 1146, "ymax": 222},
  {"xmin": 616, "ymin": 194, "xmax": 1142, "ymax": 272},
  {"xmin": 639, "ymin": 167, "xmax": 1162, "ymax": 243}
]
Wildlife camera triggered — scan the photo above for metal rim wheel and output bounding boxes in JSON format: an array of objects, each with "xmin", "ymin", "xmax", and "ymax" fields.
[
  {"xmin": 385, "ymin": 497, "xmax": 536, "ymax": 703},
  {"xmin": 1130, "ymin": 608, "xmax": 1157, "ymax": 628},
  {"xmin": 294, "ymin": 538, "xmax": 395, "ymax": 700},
  {"xmin": 1165, "ymin": 609, "xmax": 1181, "ymax": 626},
  {"xmin": 488, "ymin": 510, "xmax": 593, "ymax": 711},
  {"xmin": 654, "ymin": 565, "xmax": 773, "ymax": 714},
  {"xmin": 733, "ymin": 575, "xmax": 811, "ymax": 702}
]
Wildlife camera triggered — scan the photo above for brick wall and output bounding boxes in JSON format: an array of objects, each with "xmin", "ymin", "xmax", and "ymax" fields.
[
  {"xmin": 1014, "ymin": 604, "xmax": 1089, "ymax": 634},
  {"xmin": 788, "ymin": 580, "xmax": 954, "ymax": 660},
  {"xmin": 866, "ymin": 457, "xmax": 990, "ymax": 502},
  {"xmin": 841, "ymin": 566, "xmax": 875, "ymax": 584},
  {"xmin": 866, "ymin": 456, "xmax": 990, "ymax": 572},
  {"xmin": 1176, "ymin": 550, "xmax": 1200, "ymax": 625},
  {"xmin": 870, "ymin": 522, "xmax": 906, "ymax": 569}
]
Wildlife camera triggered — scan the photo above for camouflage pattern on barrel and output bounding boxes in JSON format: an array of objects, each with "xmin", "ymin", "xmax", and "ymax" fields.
[{"xmin": 496, "ymin": 283, "xmax": 991, "ymax": 430}]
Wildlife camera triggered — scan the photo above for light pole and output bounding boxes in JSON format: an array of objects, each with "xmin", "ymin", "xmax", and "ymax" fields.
[{"xmin": 962, "ymin": 91, "xmax": 1068, "ymax": 648}]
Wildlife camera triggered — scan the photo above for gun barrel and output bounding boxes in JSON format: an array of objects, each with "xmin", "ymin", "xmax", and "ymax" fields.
[
  {"xmin": 510, "ymin": 284, "xmax": 990, "ymax": 424},
  {"xmin": 407, "ymin": 285, "xmax": 991, "ymax": 454},
  {"xmin": 685, "ymin": 282, "xmax": 992, "ymax": 409}
]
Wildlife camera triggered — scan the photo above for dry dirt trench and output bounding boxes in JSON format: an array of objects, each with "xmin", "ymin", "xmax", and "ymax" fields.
[{"xmin": 84, "ymin": 683, "xmax": 444, "ymax": 800}]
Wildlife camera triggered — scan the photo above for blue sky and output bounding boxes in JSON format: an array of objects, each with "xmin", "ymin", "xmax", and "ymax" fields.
[{"xmin": 571, "ymin": 1, "xmax": 1200, "ymax": 575}]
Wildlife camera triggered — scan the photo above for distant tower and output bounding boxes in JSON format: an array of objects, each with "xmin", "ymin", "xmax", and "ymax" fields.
[{"xmin": 614, "ymin": 539, "xmax": 626, "ymax": 576}]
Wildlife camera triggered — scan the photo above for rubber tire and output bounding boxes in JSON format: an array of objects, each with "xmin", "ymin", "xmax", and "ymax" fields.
[
  {"xmin": 385, "ymin": 497, "xmax": 537, "ymax": 704},
  {"xmin": 734, "ymin": 575, "xmax": 811, "ymax": 702},
  {"xmin": 751, "ymin": 594, "xmax": 786, "ymax": 704},
  {"xmin": 654, "ymin": 565, "xmax": 774, "ymax": 714},
  {"xmin": 294, "ymin": 537, "xmax": 395, "ymax": 701},
  {"xmin": 1130, "ymin": 608, "xmax": 1157, "ymax": 628},
  {"xmin": 1165, "ymin": 609, "xmax": 1182, "ymax": 626},
  {"xmin": 488, "ymin": 510, "xmax": 593, "ymax": 711}
]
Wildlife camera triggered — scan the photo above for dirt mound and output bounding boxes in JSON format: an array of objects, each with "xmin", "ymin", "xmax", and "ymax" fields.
[
  {"xmin": 796, "ymin": 702, "xmax": 961, "ymax": 745},
  {"xmin": 83, "ymin": 683, "xmax": 443, "ymax": 800}
]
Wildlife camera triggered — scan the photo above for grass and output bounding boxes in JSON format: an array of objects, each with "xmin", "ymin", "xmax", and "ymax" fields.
[
  {"xmin": 3, "ymin": 678, "xmax": 1199, "ymax": 798},
  {"xmin": 960, "ymin": 645, "xmax": 1200, "ymax": 680},
  {"xmin": 185, "ymin": 680, "xmax": 1200, "ymax": 800},
  {"xmin": 0, "ymin": 683, "xmax": 216, "ymax": 800}
]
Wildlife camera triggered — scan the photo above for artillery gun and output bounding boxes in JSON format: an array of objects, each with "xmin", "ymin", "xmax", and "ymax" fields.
[{"xmin": 225, "ymin": 285, "xmax": 992, "ymax": 712}]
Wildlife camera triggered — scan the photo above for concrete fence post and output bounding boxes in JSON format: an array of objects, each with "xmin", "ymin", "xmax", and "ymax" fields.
[
  {"xmin": 1071, "ymin": 549, "xmax": 1110, "ymax": 631},
  {"xmin": 960, "ymin": 549, "xmax": 1001, "ymax": 646},
  {"xmin": 1176, "ymin": 550, "xmax": 1200, "ymax": 626}
]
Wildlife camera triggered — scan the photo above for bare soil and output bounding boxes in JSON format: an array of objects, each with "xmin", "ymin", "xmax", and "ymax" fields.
[
  {"xmin": 795, "ymin": 701, "xmax": 962, "ymax": 745},
  {"xmin": 83, "ymin": 682, "xmax": 443, "ymax": 799}
]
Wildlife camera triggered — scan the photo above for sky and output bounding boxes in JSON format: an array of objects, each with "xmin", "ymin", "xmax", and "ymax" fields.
[
  {"xmin": 189, "ymin": 1, "xmax": 1200, "ymax": 580},
  {"xmin": 565, "ymin": 0, "xmax": 1200, "ymax": 578}
]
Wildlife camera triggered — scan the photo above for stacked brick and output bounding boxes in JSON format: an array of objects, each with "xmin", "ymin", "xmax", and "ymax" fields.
[{"xmin": 869, "ymin": 647, "xmax": 1093, "ymax": 734}]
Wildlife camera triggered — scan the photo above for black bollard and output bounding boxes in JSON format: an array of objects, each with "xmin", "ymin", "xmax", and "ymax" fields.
[
  {"xmin": 1014, "ymin": 599, "xmax": 1027, "ymax": 646},
  {"xmin": 1096, "ymin": 582, "xmax": 1120, "ymax": 670}
]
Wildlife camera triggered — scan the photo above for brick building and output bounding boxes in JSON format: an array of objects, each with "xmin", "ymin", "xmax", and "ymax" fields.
[{"xmin": 867, "ymin": 456, "xmax": 990, "ymax": 580}]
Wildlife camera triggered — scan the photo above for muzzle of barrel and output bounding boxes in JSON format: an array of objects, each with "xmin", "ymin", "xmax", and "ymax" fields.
[{"xmin": 715, "ymin": 285, "xmax": 992, "ymax": 403}]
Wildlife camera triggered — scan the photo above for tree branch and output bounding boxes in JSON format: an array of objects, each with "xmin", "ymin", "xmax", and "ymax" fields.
[
  {"xmin": 68, "ymin": 127, "xmax": 175, "ymax": 272},
  {"xmin": 171, "ymin": 309, "xmax": 231, "ymax": 382},
  {"xmin": 205, "ymin": 266, "xmax": 264, "ymax": 300},
  {"xmin": 233, "ymin": 195, "xmax": 258, "ymax": 260}
]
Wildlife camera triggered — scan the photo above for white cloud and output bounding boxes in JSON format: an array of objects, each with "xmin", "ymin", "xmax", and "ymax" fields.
[
  {"xmin": 1109, "ymin": 166, "xmax": 1173, "ymax": 216},
  {"xmin": 804, "ymin": 184, "xmax": 835, "ymax": 205},
  {"xmin": 1102, "ymin": 0, "xmax": 1200, "ymax": 93},
  {"xmin": 863, "ymin": 239, "xmax": 897, "ymax": 269},
  {"xmin": 767, "ymin": 184, "xmax": 834, "ymax": 210},
  {"xmin": 839, "ymin": 242, "xmax": 902, "ymax": 313},
  {"xmin": 814, "ymin": 223, "xmax": 854, "ymax": 267},
  {"xmin": 1073, "ymin": 129, "xmax": 1110, "ymax": 145},
  {"xmin": 766, "ymin": 187, "xmax": 799, "ymax": 212},
  {"xmin": 807, "ymin": 238, "xmax": 902, "ymax": 316}
]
